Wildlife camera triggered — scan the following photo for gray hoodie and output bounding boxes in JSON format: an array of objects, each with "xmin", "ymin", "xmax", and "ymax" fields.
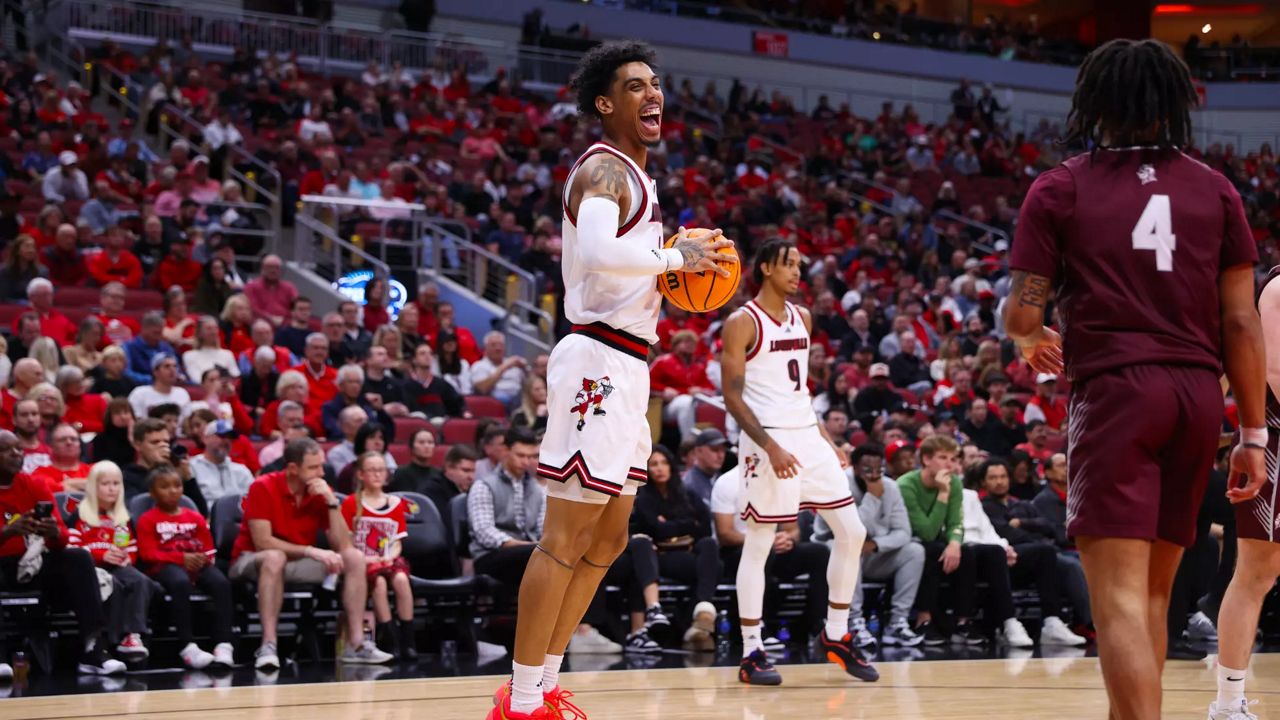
[{"xmin": 813, "ymin": 471, "xmax": 912, "ymax": 553}]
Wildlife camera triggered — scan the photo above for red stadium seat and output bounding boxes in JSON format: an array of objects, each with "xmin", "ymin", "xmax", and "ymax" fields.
[
  {"xmin": 464, "ymin": 396, "xmax": 507, "ymax": 420},
  {"xmin": 441, "ymin": 418, "xmax": 479, "ymax": 445},
  {"xmin": 393, "ymin": 416, "xmax": 435, "ymax": 443},
  {"xmin": 431, "ymin": 444, "xmax": 452, "ymax": 466},
  {"xmin": 694, "ymin": 402, "xmax": 726, "ymax": 433},
  {"xmin": 388, "ymin": 443, "xmax": 411, "ymax": 466}
]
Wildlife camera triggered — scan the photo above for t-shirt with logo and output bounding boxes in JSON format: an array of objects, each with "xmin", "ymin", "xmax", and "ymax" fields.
[
  {"xmin": 341, "ymin": 494, "xmax": 408, "ymax": 561},
  {"xmin": 136, "ymin": 506, "xmax": 217, "ymax": 577}
]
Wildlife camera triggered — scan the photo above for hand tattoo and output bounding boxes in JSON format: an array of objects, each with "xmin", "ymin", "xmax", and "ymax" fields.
[{"xmin": 674, "ymin": 238, "xmax": 707, "ymax": 267}]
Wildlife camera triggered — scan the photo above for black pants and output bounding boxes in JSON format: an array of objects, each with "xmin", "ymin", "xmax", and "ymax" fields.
[
  {"xmin": 604, "ymin": 536, "xmax": 660, "ymax": 613},
  {"xmin": 1009, "ymin": 542, "xmax": 1062, "ymax": 617},
  {"xmin": 475, "ymin": 544, "xmax": 538, "ymax": 593},
  {"xmin": 722, "ymin": 541, "xmax": 831, "ymax": 634},
  {"xmin": 656, "ymin": 537, "xmax": 721, "ymax": 604},
  {"xmin": 918, "ymin": 541, "xmax": 1019, "ymax": 622},
  {"xmin": 153, "ymin": 564, "xmax": 234, "ymax": 645},
  {"xmin": 0, "ymin": 547, "xmax": 105, "ymax": 639},
  {"xmin": 103, "ymin": 564, "xmax": 154, "ymax": 641}
]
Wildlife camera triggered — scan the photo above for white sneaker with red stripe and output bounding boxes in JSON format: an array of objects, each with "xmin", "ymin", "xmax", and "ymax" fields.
[{"xmin": 116, "ymin": 633, "xmax": 149, "ymax": 659}]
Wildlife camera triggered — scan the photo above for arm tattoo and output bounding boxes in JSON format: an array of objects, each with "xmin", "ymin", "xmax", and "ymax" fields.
[
  {"xmin": 1010, "ymin": 270, "xmax": 1050, "ymax": 310},
  {"xmin": 587, "ymin": 156, "xmax": 629, "ymax": 203},
  {"xmin": 726, "ymin": 375, "xmax": 774, "ymax": 448}
]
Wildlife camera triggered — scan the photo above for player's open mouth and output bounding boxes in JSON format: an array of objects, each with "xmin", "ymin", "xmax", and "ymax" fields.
[{"xmin": 640, "ymin": 105, "xmax": 661, "ymax": 131}]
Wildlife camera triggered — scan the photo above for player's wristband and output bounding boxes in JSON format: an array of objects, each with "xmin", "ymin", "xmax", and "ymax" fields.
[{"xmin": 1241, "ymin": 427, "xmax": 1268, "ymax": 447}]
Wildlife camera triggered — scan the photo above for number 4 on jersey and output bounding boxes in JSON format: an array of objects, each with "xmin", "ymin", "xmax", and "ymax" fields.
[{"xmin": 1131, "ymin": 194, "xmax": 1176, "ymax": 272}]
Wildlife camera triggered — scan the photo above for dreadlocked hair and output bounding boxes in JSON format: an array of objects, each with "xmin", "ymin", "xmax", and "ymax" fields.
[
  {"xmin": 751, "ymin": 237, "xmax": 798, "ymax": 287},
  {"xmin": 1064, "ymin": 38, "xmax": 1197, "ymax": 153},
  {"xmin": 569, "ymin": 41, "xmax": 658, "ymax": 118}
]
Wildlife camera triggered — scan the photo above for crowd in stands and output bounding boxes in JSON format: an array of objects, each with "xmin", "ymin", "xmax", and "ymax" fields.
[{"xmin": 0, "ymin": 22, "xmax": 1272, "ymax": 683}]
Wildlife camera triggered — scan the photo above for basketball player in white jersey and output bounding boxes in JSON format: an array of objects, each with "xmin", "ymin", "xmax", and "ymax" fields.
[
  {"xmin": 721, "ymin": 238, "xmax": 877, "ymax": 685},
  {"xmin": 488, "ymin": 41, "xmax": 735, "ymax": 720},
  {"xmin": 1209, "ymin": 264, "xmax": 1280, "ymax": 720}
]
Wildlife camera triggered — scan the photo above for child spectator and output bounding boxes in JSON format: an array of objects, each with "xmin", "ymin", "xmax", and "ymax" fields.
[
  {"xmin": 136, "ymin": 464, "xmax": 234, "ymax": 669},
  {"xmin": 68, "ymin": 461, "xmax": 154, "ymax": 660},
  {"xmin": 341, "ymin": 451, "xmax": 415, "ymax": 660}
]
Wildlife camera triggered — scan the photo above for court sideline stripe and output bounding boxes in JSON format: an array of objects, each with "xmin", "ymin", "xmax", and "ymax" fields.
[{"xmin": 21, "ymin": 683, "xmax": 1280, "ymax": 720}]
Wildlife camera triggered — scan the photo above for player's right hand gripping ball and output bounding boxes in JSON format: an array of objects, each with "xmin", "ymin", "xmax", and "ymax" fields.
[{"xmin": 658, "ymin": 227, "xmax": 741, "ymax": 313}]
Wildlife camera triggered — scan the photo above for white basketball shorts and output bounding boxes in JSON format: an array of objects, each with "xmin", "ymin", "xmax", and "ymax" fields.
[
  {"xmin": 538, "ymin": 324, "xmax": 652, "ymax": 505},
  {"xmin": 737, "ymin": 424, "xmax": 854, "ymax": 523}
]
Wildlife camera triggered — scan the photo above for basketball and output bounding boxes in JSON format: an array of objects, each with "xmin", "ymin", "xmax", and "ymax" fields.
[{"xmin": 657, "ymin": 228, "xmax": 741, "ymax": 313}]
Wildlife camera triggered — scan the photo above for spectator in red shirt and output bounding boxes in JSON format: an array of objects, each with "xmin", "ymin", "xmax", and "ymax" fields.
[
  {"xmin": 434, "ymin": 301, "xmax": 481, "ymax": 364},
  {"xmin": 219, "ymin": 294, "xmax": 257, "ymax": 358},
  {"xmin": 94, "ymin": 281, "xmax": 141, "ymax": 349},
  {"xmin": 32, "ymin": 422, "xmax": 92, "ymax": 492},
  {"xmin": 0, "ymin": 430, "xmax": 125, "ymax": 675},
  {"xmin": 43, "ymin": 223, "xmax": 88, "ymax": 287},
  {"xmin": 650, "ymin": 330, "xmax": 714, "ymax": 442},
  {"xmin": 412, "ymin": 282, "xmax": 440, "ymax": 340},
  {"xmin": 1023, "ymin": 373, "xmax": 1068, "ymax": 432},
  {"xmin": 299, "ymin": 151, "xmax": 341, "ymax": 197},
  {"xmin": 57, "ymin": 365, "xmax": 107, "ymax": 435},
  {"xmin": 154, "ymin": 236, "xmax": 202, "ymax": 292},
  {"xmin": 228, "ymin": 438, "xmax": 393, "ymax": 667},
  {"xmin": 86, "ymin": 226, "xmax": 144, "ymax": 288},
  {"xmin": 361, "ymin": 277, "xmax": 392, "ymax": 332},
  {"xmin": 293, "ymin": 333, "xmax": 339, "ymax": 422},
  {"xmin": 243, "ymin": 254, "xmax": 297, "ymax": 327},
  {"xmin": 19, "ymin": 278, "xmax": 76, "ymax": 346},
  {"xmin": 655, "ymin": 305, "xmax": 709, "ymax": 352},
  {"xmin": 1015, "ymin": 420, "xmax": 1054, "ymax": 464},
  {"xmin": 13, "ymin": 398, "xmax": 51, "ymax": 480}
]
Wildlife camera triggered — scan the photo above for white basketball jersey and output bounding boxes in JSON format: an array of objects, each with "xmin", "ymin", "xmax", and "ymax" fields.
[
  {"xmin": 740, "ymin": 300, "xmax": 817, "ymax": 429},
  {"xmin": 561, "ymin": 142, "xmax": 664, "ymax": 343}
]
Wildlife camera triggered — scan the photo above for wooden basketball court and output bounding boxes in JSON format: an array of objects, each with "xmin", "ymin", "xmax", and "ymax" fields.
[{"xmin": 5, "ymin": 653, "xmax": 1276, "ymax": 720}]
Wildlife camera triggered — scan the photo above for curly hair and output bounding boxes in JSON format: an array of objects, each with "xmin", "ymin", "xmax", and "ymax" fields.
[
  {"xmin": 1064, "ymin": 38, "xmax": 1196, "ymax": 152},
  {"xmin": 569, "ymin": 41, "xmax": 658, "ymax": 118}
]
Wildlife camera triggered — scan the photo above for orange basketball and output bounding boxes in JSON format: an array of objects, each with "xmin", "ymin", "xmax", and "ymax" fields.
[{"xmin": 658, "ymin": 228, "xmax": 741, "ymax": 313}]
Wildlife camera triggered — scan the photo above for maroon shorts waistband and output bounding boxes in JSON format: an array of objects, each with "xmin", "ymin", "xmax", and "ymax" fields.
[{"xmin": 571, "ymin": 323, "xmax": 650, "ymax": 361}]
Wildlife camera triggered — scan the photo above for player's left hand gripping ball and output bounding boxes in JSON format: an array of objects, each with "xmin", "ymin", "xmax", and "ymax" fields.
[{"xmin": 659, "ymin": 227, "xmax": 741, "ymax": 313}]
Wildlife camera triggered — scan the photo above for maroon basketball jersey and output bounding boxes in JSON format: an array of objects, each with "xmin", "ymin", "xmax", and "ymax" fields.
[
  {"xmin": 1257, "ymin": 266, "xmax": 1280, "ymax": 428},
  {"xmin": 1011, "ymin": 148, "xmax": 1257, "ymax": 383}
]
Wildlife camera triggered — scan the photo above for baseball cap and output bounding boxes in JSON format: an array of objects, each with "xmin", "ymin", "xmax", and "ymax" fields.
[
  {"xmin": 885, "ymin": 439, "xmax": 911, "ymax": 463},
  {"xmin": 203, "ymin": 419, "xmax": 239, "ymax": 438},
  {"xmin": 693, "ymin": 428, "xmax": 728, "ymax": 448},
  {"xmin": 869, "ymin": 363, "xmax": 890, "ymax": 379},
  {"xmin": 963, "ymin": 258, "xmax": 980, "ymax": 270},
  {"xmin": 978, "ymin": 289, "xmax": 996, "ymax": 300},
  {"xmin": 58, "ymin": 150, "xmax": 78, "ymax": 166},
  {"xmin": 150, "ymin": 353, "xmax": 176, "ymax": 371},
  {"xmin": 994, "ymin": 239, "xmax": 1009, "ymax": 253},
  {"xmin": 1036, "ymin": 373, "xmax": 1058, "ymax": 384}
]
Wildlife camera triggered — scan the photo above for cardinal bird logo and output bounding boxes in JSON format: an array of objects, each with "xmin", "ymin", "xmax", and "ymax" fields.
[{"xmin": 571, "ymin": 376, "xmax": 615, "ymax": 431}]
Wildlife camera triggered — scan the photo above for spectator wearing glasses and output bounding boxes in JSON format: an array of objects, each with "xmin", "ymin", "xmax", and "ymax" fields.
[
  {"xmin": 815, "ymin": 443, "xmax": 924, "ymax": 649},
  {"xmin": 189, "ymin": 420, "xmax": 254, "ymax": 505},
  {"xmin": 32, "ymin": 422, "xmax": 92, "ymax": 493}
]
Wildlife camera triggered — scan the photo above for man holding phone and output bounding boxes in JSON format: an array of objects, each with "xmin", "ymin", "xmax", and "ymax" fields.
[{"xmin": 0, "ymin": 430, "xmax": 125, "ymax": 675}]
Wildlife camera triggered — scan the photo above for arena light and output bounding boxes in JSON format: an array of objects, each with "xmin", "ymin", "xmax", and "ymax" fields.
[
  {"xmin": 1202, "ymin": 23, "xmax": 1212, "ymax": 32},
  {"xmin": 1154, "ymin": 3, "xmax": 1260, "ymax": 14},
  {"xmin": 872, "ymin": 31, "xmax": 881, "ymax": 40}
]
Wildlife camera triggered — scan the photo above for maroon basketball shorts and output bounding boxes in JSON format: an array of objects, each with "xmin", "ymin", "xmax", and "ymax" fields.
[
  {"xmin": 1234, "ymin": 428, "xmax": 1280, "ymax": 543},
  {"xmin": 1065, "ymin": 364, "xmax": 1222, "ymax": 547}
]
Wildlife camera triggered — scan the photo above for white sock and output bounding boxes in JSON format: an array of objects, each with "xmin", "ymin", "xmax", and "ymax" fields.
[
  {"xmin": 511, "ymin": 661, "xmax": 544, "ymax": 714},
  {"xmin": 826, "ymin": 606, "xmax": 851, "ymax": 640},
  {"xmin": 542, "ymin": 654, "xmax": 563, "ymax": 692},
  {"xmin": 741, "ymin": 624, "xmax": 764, "ymax": 658},
  {"xmin": 1216, "ymin": 663, "xmax": 1247, "ymax": 708}
]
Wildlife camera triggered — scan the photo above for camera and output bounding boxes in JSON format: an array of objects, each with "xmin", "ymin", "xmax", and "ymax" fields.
[
  {"xmin": 33, "ymin": 501, "xmax": 52, "ymax": 519},
  {"xmin": 171, "ymin": 443, "xmax": 189, "ymax": 461}
]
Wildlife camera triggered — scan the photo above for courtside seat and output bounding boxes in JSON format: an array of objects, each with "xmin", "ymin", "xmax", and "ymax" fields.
[{"xmin": 396, "ymin": 491, "xmax": 484, "ymax": 650}]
